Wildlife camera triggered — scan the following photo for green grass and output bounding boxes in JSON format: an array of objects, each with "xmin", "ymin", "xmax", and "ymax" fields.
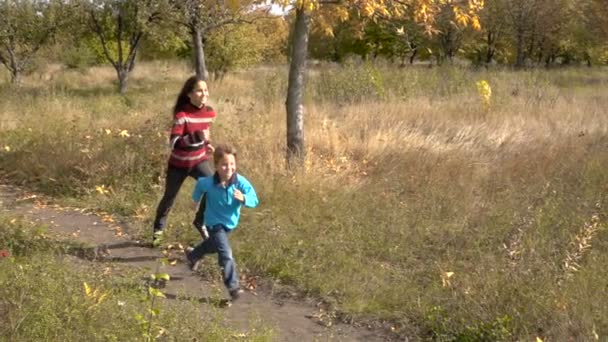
[
  {"xmin": 0, "ymin": 214, "xmax": 273, "ymax": 341},
  {"xmin": 1, "ymin": 62, "xmax": 607, "ymax": 340}
]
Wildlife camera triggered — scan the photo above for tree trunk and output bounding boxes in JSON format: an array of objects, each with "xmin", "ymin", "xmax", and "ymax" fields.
[
  {"xmin": 409, "ymin": 46, "xmax": 418, "ymax": 64},
  {"xmin": 485, "ymin": 31, "xmax": 495, "ymax": 64},
  {"xmin": 285, "ymin": 7, "xmax": 310, "ymax": 164},
  {"xmin": 10, "ymin": 68, "xmax": 21, "ymax": 85},
  {"xmin": 2, "ymin": 51, "xmax": 21, "ymax": 84},
  {"xmin": 192, "ymin": 26, "xmax": 209, "ymax": 80},
  {"xmin": 515, "ymin": 29, "xmax": 526, "ymax": 68},
  {"xmin": 117, "ymin": 67, "xmax": 129, "ymax": 94}
]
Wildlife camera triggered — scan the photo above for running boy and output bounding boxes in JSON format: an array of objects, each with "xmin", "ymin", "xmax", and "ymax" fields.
[{"xmin": 185, "ymin": 145, "xmax": 258, "ymax": 300}]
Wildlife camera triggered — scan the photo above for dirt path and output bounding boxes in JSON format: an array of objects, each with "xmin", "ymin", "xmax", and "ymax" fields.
[{"xmin": 0, "ymin": 183, "xmax": 392, "ymax": 341}]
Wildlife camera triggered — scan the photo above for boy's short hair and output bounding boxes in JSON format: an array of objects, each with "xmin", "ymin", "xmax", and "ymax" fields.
[{"xmin": 213, "ymin": 144, "xmax": 237, "ymax": 164}]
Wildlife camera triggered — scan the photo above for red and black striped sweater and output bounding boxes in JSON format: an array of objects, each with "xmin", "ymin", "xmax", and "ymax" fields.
[{"xmin": 169, "ymin": 104, "xmax": 216, "ymax": 168}]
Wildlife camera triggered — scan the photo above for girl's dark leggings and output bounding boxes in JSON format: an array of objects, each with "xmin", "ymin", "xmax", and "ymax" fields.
[{"xmin": 153, "ymin": 160, "xmax": 213, "ymax": 233}]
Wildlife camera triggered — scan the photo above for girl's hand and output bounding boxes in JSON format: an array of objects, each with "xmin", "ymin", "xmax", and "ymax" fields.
[
  {"xmin": 201, "ymin": 129, "xmax": 211, "ymax": 141},
  {"xmin": 233, "ymin": 189, "xmax": 244, "ymax": 203},
  {"xmin": 207, "ymin": 143, "xmax": 215, "ymax": 153}
]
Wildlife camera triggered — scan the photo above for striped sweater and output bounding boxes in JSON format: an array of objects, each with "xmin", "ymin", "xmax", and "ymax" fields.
[{"xmin": 169, "ymin": 104, "xmax": 216, "ymax": 168}]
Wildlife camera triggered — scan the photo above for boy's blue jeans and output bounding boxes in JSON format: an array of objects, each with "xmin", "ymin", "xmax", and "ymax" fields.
[{"xmin": 189, "ymin": 224, "xmax": 238, "ymax": 291}]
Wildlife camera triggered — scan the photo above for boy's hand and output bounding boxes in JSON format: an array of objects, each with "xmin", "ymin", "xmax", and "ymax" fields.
[
  {"xmin": 207, "ymin": 143, "xmax": 215, "ymax": 153},
  {"xmin": 233, "ymin": 189, "xmax": 244, "ymax": 203},
  {"xmin": 192, "ymin": 201, "xmax": 199, "ymax": 210}
]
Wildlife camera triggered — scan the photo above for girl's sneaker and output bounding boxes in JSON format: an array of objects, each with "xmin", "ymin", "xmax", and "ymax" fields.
[{"xmin": 152, "ymin": 231, "xmax": 164, "ymax": 248}]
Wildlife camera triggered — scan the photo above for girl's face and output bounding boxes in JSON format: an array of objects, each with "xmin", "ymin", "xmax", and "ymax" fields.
[
  {"xmin": 216, "ymin": 154, "xmax": 236, "ymax": 183},
  {"xmin": 188, "ymin": 81, "xmax": 209, "ymax": 108}
]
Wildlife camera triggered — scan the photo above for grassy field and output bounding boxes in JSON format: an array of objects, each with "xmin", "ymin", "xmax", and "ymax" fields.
[
  {"xmin": 1, "ymin": 61, "xmax": 607, "ymax": 340},
  {"xmin": 0, "ymin": 214, "xmax": 272, "ymax": 341}
]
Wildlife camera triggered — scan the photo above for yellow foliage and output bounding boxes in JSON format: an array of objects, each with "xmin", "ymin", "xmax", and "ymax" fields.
[
  {"xmin": 472, "ymin": 16, "xmax": 481, "ymax": 31},
  {"xmin": 306, "ymin": 0, "xmax": 483, "ymax": 33},
  {"xmin": 95, "ymin": 185, "xmax": 110, "ymax": 195},
  {"xmin": 476, "ymin": 80, "xmax": 492, "ymax": 107},
  {"xmin": 336, "ymin": 7, "xmax": 350, "ymax": 21},
  {"xmin": 441, "ymin": 271, "xmax": 455, "ymax": 287},
  {"xmin": 83, "ymin": 282, "xmax": 108, "ymax": 308}
]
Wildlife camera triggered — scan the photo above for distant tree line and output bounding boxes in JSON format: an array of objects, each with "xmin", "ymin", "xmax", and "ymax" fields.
[
  {"xmin": 6, "ymin": 0, "xmax": 606, "ymax": 165},
  {"xmin": 2, "ymin": 0, "xmax": 606, "ymax": 92},
  {"xmin": 0, "ymin": 0, "xmax": 289, "ymax": 92},
  {"xmin": 307, "ymin": 0, "xmax": 608, "ymax": 68}
]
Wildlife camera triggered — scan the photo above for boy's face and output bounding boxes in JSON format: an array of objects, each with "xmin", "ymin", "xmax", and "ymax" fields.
[
  {"xmin": 216, "ymin": 154, "xmax": 236, "ymax": 182},
  {"xmin": 188, "ymin": 81, "xmax": 209, "ymax": 108}
]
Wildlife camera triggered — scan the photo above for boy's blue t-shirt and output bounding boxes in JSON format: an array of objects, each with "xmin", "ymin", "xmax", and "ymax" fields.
[{"xmin": 192, "ymin": 173, "xmax": 258, "ymax": 230}]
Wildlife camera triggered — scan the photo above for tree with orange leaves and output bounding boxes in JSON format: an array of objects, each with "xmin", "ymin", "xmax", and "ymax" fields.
[{"xmin": 280, "ymin": 0, "xmax": 484, "ymax": 163}]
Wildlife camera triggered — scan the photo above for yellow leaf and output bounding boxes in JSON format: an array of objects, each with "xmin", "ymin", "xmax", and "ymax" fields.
[
  {"xmin": 84, "ymin": 282, "xmax": 92, "ymax": 296},
  {"xmin": 456, "ymin": 13, "xmax": 469, "ymax": 26},
  {"xmin": 441, "ymin": 271, "xmax": 455, "ymax": 287},
  {"xmin": 472, "ymin": 17, "xmax": 481, "ymax": 31},
  {"xmin": 119, "ymin": 130, "xmax": 130, "ymax": 137},
  {"xmin": 96, "ymin": 293, "xmax": 108, "ymax": 304},
  {"xmin": 337, "ymin": 7, "xmax": 349, "ymax": 21},
  {"xmin": 95, "ymin": 185, "xmax": 109, "ymax": 195},
  {"xmin": 536, "ymin": 337, "xmax": 544, "ymax": 342},
  {"xmin": 363, "ymin": 3, "xmax": 375, "ymax": 16},
  {"xmin": 104, "ymin": 129, "xmax": 112, "ymax": 135},
  {"xmin": 3, "ymin": 146, "xmax": 10, "ymax": 152}
]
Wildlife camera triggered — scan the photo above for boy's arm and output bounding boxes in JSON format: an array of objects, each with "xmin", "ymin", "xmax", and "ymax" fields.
[
  {"xmin": 238, "ymin": 177, "xmax": 258, "ymax": 208},
  {"xmin": 192, "ymin": 178, "xmax": 208, "ymax": 205}
]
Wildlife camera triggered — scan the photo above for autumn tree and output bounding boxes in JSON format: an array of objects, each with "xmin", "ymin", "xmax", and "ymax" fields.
[
  {"xmin": 476, "ymin": 0, "xmax": 509, "ymax": 65},
  {"xmin": 84, "ymin": 0, "xmax": 167, "ymax": 94},
  {"xmin": 278, "ymin": 0, "xmax": 484, "ymax": 163},
  {"xmin": 578, "ymin": 0, "xmax": 608, "ymax": 65},
  {"xmin": 0, "ymin": 0, "xmax": 70, "ymax": 84},
  {"xmin": 503, "ymin": 0, "xmax": 547, "ymax": 68},
  {"xmin": 308, "ymin": 7, "xmax": 364, "ymax": 61},
  {"xmin": 169, "ymin": 0, "xmax": 258, "ymax": 80},
  {"xmin": 205, "ymin": 15, "xmax": 288, "ymax": 79}
]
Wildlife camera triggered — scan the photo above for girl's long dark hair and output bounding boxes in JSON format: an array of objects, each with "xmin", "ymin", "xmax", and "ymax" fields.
[{"xmin": 173, "ymin": 76, "xmax": 203, "ymax": 116}]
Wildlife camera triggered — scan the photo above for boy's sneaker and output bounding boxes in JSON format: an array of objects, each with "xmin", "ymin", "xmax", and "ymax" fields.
[
  {"xmin": 152, "ymin": 231, "xmax": 164, "ymax": 248},
  {"xmin": 229, "ymin": 288, "xmax": 243, "ymax": 301},
  {"xmin": 184, "ymin": 247, "xmax": 201, "ymax": 271}
]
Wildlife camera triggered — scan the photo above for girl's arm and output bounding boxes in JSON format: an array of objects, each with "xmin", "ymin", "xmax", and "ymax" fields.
[
  {"xmin": 170, "ymin": 113, "xmax": 208, "ymax": 150},
  {"xmin": 170, "ymin": 113, "xmax": 186, "ymax": 150}
]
